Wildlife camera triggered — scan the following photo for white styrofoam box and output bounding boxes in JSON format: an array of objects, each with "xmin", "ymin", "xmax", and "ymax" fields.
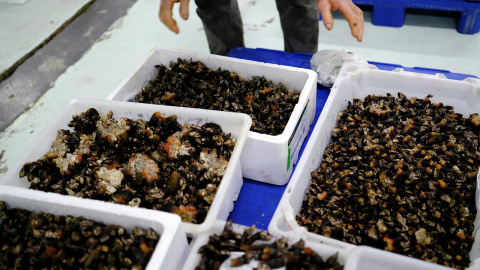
[
  {"xmin": 268, "ymin": 62, "xmax": 480, "ymax": 268},
  {"xmin": 182, "ymin": 220, "xmax": 349, "ymax": 270},
  {"xmin": 0, "ymin": 98, "xmax": 252, "ymax": 237},
  {"xmin": 181, "ymin": 221, "xmax": 454, "ymax": 270},
  {"xmin": 106, "ymin": 47, "xmax": 317, "ymax": 185},
  {"xmin": 0, "ymin": 185, "xmax": 188, "ymax": 270},
  {"xmin": 344, "ymin": 246, "xmax": 453, "ymax": 270}
]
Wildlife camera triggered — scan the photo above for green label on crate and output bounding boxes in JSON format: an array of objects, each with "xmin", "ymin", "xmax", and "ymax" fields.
[
  {"xmin": 287, "ymin": 145, "xmax": 291, "ymax": 171},
  {"xmin": 287, "ymin": 99, "xmax": 309, "ymax": 171}
]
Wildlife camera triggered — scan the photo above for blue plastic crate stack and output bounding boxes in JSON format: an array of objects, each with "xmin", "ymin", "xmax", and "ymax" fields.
[{"xmin": 349, "ymin": 0, "xmax": 480, "ymax": 34}]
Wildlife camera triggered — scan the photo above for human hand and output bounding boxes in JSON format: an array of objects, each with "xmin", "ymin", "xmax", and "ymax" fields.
[
  {"xmin": 317, "ymin": 0, "xmax": 364, "ymax": 42},
  {"xmin": 159, "ymin": 0, "xmax": 190, "ymax": 34}
]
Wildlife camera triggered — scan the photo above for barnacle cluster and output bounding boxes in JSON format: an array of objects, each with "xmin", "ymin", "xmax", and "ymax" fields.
[
  {"xmin": 297, "ymin": 93, "xmax": 480, "ymax": 269},
  {"xmin": 196, "ymin": 220, "xmax": 343, "ymax": 270},
  {"xmin": 19, "ymin": 108, "xmax": 236, "ymax": 224},
  {"xmin": 134, "ymin": 58, "xmax": 301, "ymax": 135},
  {"xmin": 0, "ymin": 200, "xmax": 158, "ymax": 269}
]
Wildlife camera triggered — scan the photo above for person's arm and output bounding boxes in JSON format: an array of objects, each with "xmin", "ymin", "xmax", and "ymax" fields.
[
  {"xmin": 317, "ymin": 0, "xmax": 364, "ymax": 42},
  {"xmin": 159, "ymin": 0, "xmax": 190, "ymax": 34}
]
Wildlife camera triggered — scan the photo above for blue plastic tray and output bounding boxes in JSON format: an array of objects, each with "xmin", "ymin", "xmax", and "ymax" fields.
[
  {"xmin": 351, "ymin": 0, "xmax": 480, "ymax": 34},
  {"xmin": 226, "ymin": 47, "xmax": 477, "ymax": 230},
  {"xmin": 227, "ymin": 47, "xmax": 478, "ymax": 81}
]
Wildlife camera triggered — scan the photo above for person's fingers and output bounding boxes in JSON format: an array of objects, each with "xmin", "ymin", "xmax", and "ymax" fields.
[
  {"xmin": 159, "ymin": 0, "xmax": 179, "ymax": 34},
  {"xmin": 179, "ymin": 0, "xmax": 190, "ymax": 20},
  {"xmin": 317, "ymin": 0, "xmax": 364, "ymax": 42},
  {"xmin": 338, "ymin": 2, "xmax": 364, "ymax": 42},
  {"xmin": 317, "ymin": 0, "xmax": 334, "ymax": 31},
  {"xmin": 352, "ymin": 5, "xmax": 364, "ymax": 41}
]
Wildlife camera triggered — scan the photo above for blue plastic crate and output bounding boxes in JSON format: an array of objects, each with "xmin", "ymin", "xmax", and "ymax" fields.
[
  {"xmin": 228, "ymin": 47, "xmax": 478, "ymax": 80},
  {"xmin": 350, "ymin": 0, "xmax": 480, "ymax": 34}
]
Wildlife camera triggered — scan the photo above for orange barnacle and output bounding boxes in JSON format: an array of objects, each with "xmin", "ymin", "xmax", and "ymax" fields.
[
  {"xmin": 304, "ymin": 247, "xmax": 314, "ymax": 256},
  {"xmin": 139, "ymin": 241, "xmax": 153, "ymax": 254},
  {"xmin": 456, "ymin": 230, "xmax": 466, "ymax": 241},
  {"xmin": 317, "ymin": 191, "xmax": 327, "ymax": 201},
  {"xmin": 384, "ymin": 236, "xmax": 395, "ymax": 251},
  {"xmin": 44, "ymin": 246, "xmax": 57, "ymax": 257},
  {"xmin": 98, "ymin": 184, "xmax": 107, "ymax": 194},
  {"xmin": 151, "ymin": 111, "xmax": 162, "ymax": 122},
  {"xmin": 162, "ymin": 142, "xmax": 170, "ymax": 153},
  {"xmin": 167, "ymin": 135, "xmax": 179, "ymax": 145},
  {"xmin": 164, "ymin": 92, "xmax": 176, "ymax": 101},
  {"xmin": 116, "ymin": 196, "xmax": 127, "ymax": 204},
  {"xmin": 470, "ymin": 114, "xmax": 480, "ymax": 126},
  {"xmin": 164, "ymin": 135, "xmax": 182, "ymax": 160},
  {"xmin": 438, "ymin": 180, "xmax": 448, "ymax": 189},
  {"xmin": 259, "ymin": 86, "xmax": 273, "ymax": 95},
  {"xmin": 224, "ymin": 137, "xmax": 235, "ymax": 147},
  {"xmin": 344, "ymin": 182, "xmax": 352, "ymax": 189},
  {"xmin": 107, "ymin": 160, "xmax": 121, "ymax": 170},
  {"xmin": 271, "ymin": 103, "xmax": 279, "ymax": 112},
  {"xmin": 245, "ymin": 94, "xmax": 253, "ymax": 103}
]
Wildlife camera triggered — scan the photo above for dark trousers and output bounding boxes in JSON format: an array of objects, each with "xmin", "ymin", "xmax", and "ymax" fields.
[{"xmin": 195, "ymin": 0, "xmax": 319, "ymax": 55}]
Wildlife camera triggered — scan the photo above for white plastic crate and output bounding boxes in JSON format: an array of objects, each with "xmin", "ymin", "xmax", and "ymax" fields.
[
  {"xmin": 182, "ymin": 220, "xmax": 349, "ymax": 270},
  {"xmin": 0, "ymin": 98, "xmax": 252, "ymax": 237},
  {"xmin": 106, "ymin": 47, "xmax": 317, "ymax": 185},
  {"xmin": 345, "ymin": 245, "xmax": 453, "ymax": 270},
  {"xmin": 268, "ymin": 62, "xmax": 480, "ymax": 269},
  {"xmin": 182, "ymin": 220, "xmax": 448, "ymax": 270},
  {"xmin": 0, "ymin": 185, "xmax": 189, "ymax": 270}
]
